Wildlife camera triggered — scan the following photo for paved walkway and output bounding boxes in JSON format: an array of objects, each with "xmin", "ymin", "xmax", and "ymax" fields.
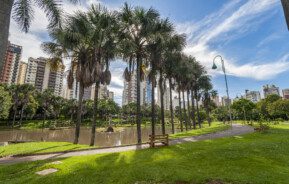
[{"xmin": 0, "ymin": 124, "xmax": 254, "ymax": 165}]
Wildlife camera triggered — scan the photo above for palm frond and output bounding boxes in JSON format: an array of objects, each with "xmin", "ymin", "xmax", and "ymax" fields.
[
  {"xmin": 13, "ymin": 0, "xmax": 34, "ymax": 32},
  {"xmin": 35, "ymin": 0, "xmax": 63, "ymax": 29}
]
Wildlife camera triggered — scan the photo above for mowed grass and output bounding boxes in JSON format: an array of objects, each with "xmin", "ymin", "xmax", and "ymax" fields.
[
  {"xmin": 1, "ymin": 124, "xmax": 289, "ymax": 184},
  {"xmin": 0, "ymin": 122, "xmax": 227, "ymax": 157},
  {"xmin": 0, "ymin": 142, "xmax": 92, "ymax": 157},
  {"xmin": 170, "ymin": 122, "xmax": 230, "ymax": 139}
]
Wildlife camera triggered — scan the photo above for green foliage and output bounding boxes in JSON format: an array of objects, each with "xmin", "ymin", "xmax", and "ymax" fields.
[
  {"xmin": 267, "ymin": 99, "xmax": 289, "ymax": 120},
  {"xmin": 256, "ymin": 94, "xmax": 281, "ymax": 119},
  {"xmin": 2, "ymin": 124, "xmax": 289, "ymax": 183},
  {"xmin": 170, "ymin": 122, "xmax": 229, "ymax": 139},
  {"xmin": 212, "ymin": 106, "xmax": 229, "ymax": 122},
  {"xmin": 0, "ymin": 142, "xmax": 92, "ymax": 157},
  {"xmin": 0, "ymin": 86, "xmax": 12, "ymax": 119},
  {"xmin": 232, "ymin": 98, "xmax": 256, "ymax": 120}
]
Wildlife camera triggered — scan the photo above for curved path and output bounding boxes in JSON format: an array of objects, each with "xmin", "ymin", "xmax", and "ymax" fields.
[{"xmin": 0, "ymin": 124, "xmax": 254, "ymax": 165}]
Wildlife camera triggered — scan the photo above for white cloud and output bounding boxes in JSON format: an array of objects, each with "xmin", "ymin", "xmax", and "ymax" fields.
[{"xmin": 180, "ymin": 0, "xmax": 288, "ymax": 81}]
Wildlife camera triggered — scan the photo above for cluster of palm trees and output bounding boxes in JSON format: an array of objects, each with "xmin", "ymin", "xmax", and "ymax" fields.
[{"xmin": 42, "ymin": 3, "xmax": 214, "ymax": 145}]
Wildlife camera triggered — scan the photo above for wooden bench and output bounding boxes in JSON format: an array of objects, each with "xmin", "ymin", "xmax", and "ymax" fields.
[{"xmin": 149, "ymin": 134, "xmax": 169, "ymax": 148}]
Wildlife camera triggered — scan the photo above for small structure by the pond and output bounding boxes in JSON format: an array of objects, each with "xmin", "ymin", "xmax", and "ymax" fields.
[
  {"xmin": 106, "ymin": 126, "xmax": 114, "ymax": 132},
  {"xmin": 36, "ymin": 168, "xmax": 58, "ymax": 176}
]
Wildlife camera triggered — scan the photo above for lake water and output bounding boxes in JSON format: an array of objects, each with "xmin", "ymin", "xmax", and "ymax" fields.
[{"xmin": 0, "ymin": 126, "xmax": 178, "ymax": 147}]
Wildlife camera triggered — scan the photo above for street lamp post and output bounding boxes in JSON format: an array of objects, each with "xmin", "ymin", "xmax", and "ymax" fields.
[{"xmin": 212, "ymin": 55, "xmax": 233, "ymax": 126}]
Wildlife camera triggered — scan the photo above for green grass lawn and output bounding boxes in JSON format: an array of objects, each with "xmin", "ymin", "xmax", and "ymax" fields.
[
  {"xmin": 170, "ymin": 122, "xmax": 230, "ymax": 139},
  {"xmin": 1, "ymin": 123, "xmax": 289, "ymax": 183},
  {"xmin": 0, "ymin": 142, "xmax": 93, "ymax": 157}
]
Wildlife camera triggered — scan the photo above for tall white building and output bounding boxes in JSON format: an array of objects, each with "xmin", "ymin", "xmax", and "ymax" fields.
[
  {"xmin": 221, "ymin": 96, "xmax": 232, "ymax": 106},
  {"xmin": 282, "ymin": 89, "xmax": 289, "ymax": 99},
  {"xmin": 263, "ymin": 84, "xmax": 280, "ymax": 98},
  {"xmin": 245, "ymin": 90, "xmax": 261, "ymax": 103},
  {"xmin": 25, "ymin": 57, "xmax": 64, "ymax": 96},
  {"xmin": 212, "ymin": 95, "xmax": 221, "ymax": 106},
  {"xmin": 122, "ymin": 71, "xmax": 146, "ymax": 106}
]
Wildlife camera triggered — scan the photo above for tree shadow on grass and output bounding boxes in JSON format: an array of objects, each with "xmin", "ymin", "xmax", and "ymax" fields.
[{"xmin": 3, "ymin": 128, "xmax": 289, "ymax": 183}]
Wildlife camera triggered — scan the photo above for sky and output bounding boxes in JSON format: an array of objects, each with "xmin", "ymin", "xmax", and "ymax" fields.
[{"xmin": 8, "ymin": 0, "xmax": 289, "ymax": 105}]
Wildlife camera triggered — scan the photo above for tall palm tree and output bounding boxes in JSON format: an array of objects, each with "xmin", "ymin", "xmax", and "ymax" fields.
[
  {"xmin": 18, "ymin": 84, "xmax": 36, "ymax": 125},
  {"xmin": 86, "ymin": 5, "xmax": 119, "ymax": 146},
  {"xmin": 119, "ymin": 3, "xmax": 160, "ymax": 144},
  {"xmin": 0, "ymin": 0, "xmax": 78, "ymax": 75},
  {"xmin": 42, "ymin": 11, "xmax": 96, "ymax": 144},
  {"xmin": 200, "ymin": 75, "xmax": 213, "ymax": 126},
  {"xmin": 164, "ymin": 53, "xmax": 182, "ymax": 134},
  {"xmin": 147, "ymin": 19, "xmax": 175, "ymax": 135}
]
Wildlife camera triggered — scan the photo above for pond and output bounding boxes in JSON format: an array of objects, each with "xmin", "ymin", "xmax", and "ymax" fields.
[{"xmin": 0, "ymin": 126, "xmax": 178, "ymax": 147}]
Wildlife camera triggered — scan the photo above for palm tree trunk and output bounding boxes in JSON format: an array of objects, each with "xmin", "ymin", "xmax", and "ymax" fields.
[
  {"xmin": 169, "ymin": 78, "xmax": 174, "ymax": 134},
  {"xmin": 0, "ymin": 0, "xmax": 13, "ymax": 72},
  {"xmin": 90, "ymin": 81, "xmax": 100, "ymax": 146},
  {"xmin": 19, "ymin": 106, "xmax": 24, "ymax": 126},
  {"xmin": 182, "ymin": 90, "xmax": 188, "ymax": 131},
  {"xmin": 195, "ymin": 90, "xmax": 201, "ymax": 128},
  {"xmin": 12, "ymin": 107, "xmax": 17, "ymax": 128},
  {"xmin": 186, "ymin": 90, "xmax": 191, "ymax": 129},
  {"xmin": 205, "ymin": 105, "xmax": 211, "ymax": 126},
  {"xmin": 178, "ymin": 89, "xmax": 183, "ymax": 132},
  {"xmin": 151, "ymin": 78, "xmax": 156, "ymax": 137},
  {"xmin": 190, "ymin": 89, "xmax": 196, "ymax": 129},
  {"xmin": 136, "ymin": 53, "xmax": 142, "ymax": 144},
  {"xmin": 74, "ymin": 82, "xmax": 84, "ymax": 144},
  {"xmin": 159, "ymin": 69, "xmax": 165, "ymax": 135},
  {"xmin": 205, "ymin": 93, "xmax": 212, "ymax": 126}
]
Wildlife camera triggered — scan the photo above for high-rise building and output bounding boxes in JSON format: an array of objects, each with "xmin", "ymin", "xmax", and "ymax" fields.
[
  {"xmin": 0, "ymin": 42, "xmax": 22, "ymax": 84},
  {"xmin": 263, "ymin": 84, "xmax": 280, "ymax": 98},
  {"xmin": 245, "ymin": 90, "xmax": 261, "ymax": 103},
  {"xmin": 108, "ymin": 91, "xmax": 114, "ymax": 100},
  {"xmin": 221, "ymin": 96, "xmax": 232, "ymax": 106},
  {"xmin": 17, "ymin": 62, "xmax": 27, "ymax": 84},
  {"xmin": 282, "ymin": 89, "xmax": 289, "ymax": 99},
  {"xmin": 122, "ymin": 71, "xmax": 146, "ymax": 106},
  {"xmin": 25, "ymin": 57, "xmax": 64, "ymax": 96},
  {"xmin": 91, "ymin": 84, "xmax": 114, "ymax": 100},
  {"xmin": 211, "ymin": 95, "xmax": 221, "ymax": 106}
]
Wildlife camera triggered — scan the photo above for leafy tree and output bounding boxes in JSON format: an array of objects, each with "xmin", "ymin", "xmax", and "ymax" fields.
[
  {"xmin": 0, "ymin": 86, "xmax": 12, "ymax": 119},
  {"xmin": 268, "ymin": 99, "xmax": 289, "ymax": 120},
  {"xmin": 256, "ymin": 94, "xmax": 281, "ymax": 120},
  {"xmin": 212, "ymin": 106, "xmax": 229, "ymax": 122},
  {"xmin": 232, "ymin": 98, "xmax": 256, "ymax": 121}
]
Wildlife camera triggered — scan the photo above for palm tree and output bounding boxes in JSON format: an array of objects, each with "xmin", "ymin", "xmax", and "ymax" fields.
[
  {"xmin": 9, "ymin": 84, "xmax": 21, "ymax": 128},
  {"xmin": 147, "ymin": 19, "xmax": 175, "ymax": 136},
  {"xmin": 119, "ymin": 3, "xmax": 160, "ymax": 144},
  {"xmin": 0, "ymin": 0, "xmax": 78, "ymax": 75},
  {"xmin": 39, "ymin": 89, "xmax": 54, "ymax": 132},
  {"xmin": 86, "ymin": 5, "xmax": 118, "ymax": 146},
  {"xmin": 200, "ymin": 75, "xmax": 213, "ymax": 126},
  {"xmin": 18, "ymin": 84, "xmax": 36, "ymax": 125},
  {"xmin": 164, "ymin": 53, "xmax": 182, "ymax": 134},
  {"xmin": 42, "ymin": 11, "xmax": 96, "ymax": 144}
]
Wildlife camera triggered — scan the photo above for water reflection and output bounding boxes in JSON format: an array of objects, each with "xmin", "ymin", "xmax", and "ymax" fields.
[{"xmin": 0, "ymin": 126, "xmax": 178, "ymax": 147}]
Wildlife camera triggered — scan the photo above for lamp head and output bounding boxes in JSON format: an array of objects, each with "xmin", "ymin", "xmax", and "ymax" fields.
[{"xmin": 212, "ymin": 62, "xmax": 217, "ymax": 70}]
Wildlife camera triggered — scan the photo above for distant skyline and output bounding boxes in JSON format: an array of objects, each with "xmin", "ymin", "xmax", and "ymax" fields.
[{"xmin": 8, "ymin": 0, "xmax": 289, "ymax": 105}]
